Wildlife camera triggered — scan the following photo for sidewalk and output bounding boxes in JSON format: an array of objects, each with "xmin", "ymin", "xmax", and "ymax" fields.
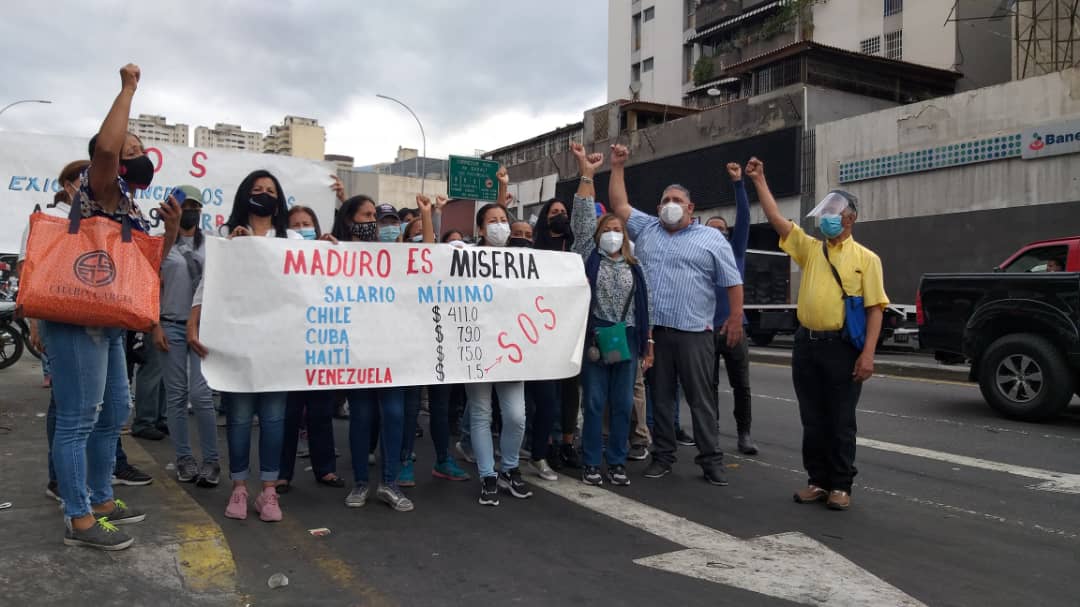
[{"xmin": 0, "ymin": 357, "xmax": 239, "ymax": 607}]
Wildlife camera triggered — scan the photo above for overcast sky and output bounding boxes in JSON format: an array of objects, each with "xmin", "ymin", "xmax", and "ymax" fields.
[{"xmin": 0, "ymin": 1, "xmax": 607, "ymax": 165}]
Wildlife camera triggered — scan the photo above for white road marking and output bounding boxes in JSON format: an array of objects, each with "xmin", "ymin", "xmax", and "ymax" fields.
[
  {"xmin": 535, "ymin": 476, "xmax": 924, "ymax": 607},
  {"xmin": 856, "ymin": 438, "xmax": 1080, "ymax": 494}
]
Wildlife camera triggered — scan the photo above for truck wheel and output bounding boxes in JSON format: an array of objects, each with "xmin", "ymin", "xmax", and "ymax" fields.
[
  {"xmin": 978, "ymin": 334, "xmax": 1072, "ymax": 422},
  {"xmin": 750, "ymin": 332, "xmax": 775, "ymax": 347}
]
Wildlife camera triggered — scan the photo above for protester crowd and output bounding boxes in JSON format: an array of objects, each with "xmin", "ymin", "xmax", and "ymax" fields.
[{"xmin": 16, "ymin": 65, "xmax": 888, "ymax": 551}]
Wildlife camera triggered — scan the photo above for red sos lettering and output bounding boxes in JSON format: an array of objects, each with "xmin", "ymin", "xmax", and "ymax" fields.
[
  {"xmin": 190, "ymin": 151, "xmax": 208, "ymax": 178},
  {"xmin": 498, "ymin": 296, "xmax": 558, "ymax": 363},
  {"xmin": 145, "ymin": 147, "xmax": 163, "ymax": 173}
]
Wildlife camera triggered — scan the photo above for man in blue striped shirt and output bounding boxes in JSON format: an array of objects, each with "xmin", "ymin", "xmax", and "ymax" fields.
[{"xmin": 608, "ymin": 144, "xmax": 745, "ymax": 486}]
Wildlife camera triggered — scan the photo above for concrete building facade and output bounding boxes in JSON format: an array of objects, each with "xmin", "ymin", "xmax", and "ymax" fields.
[
  {"xmin": 814, "ymin": 66, "xmax": 1080, "ymax": 302},
  {"xmin": 128, "ymin": 114, "xmax": 189, "ymax": 146},
  {"xmin": 193, "ymin": 123, "xmax": 264, "ymax": 153},
  {"xmin": 264, "ymin": 116, "xmax": 326, "ymax": 161}
]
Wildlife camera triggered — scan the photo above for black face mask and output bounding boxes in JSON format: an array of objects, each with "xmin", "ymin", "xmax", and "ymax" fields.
[
  {"xmin": 549, "ymin": 214, "xmax": 570, "ymax": 235},
  {"xmin": 119, "ymin": 155, "xmax": 155, "ymax": 190},
  {"xmin": 508, "ymin": 237, "xmax": 533, "ymax": 248},
  {"xmin": 351, "ymin": 221, "xmax": 378, "ymax": 242},
  {"xmin": 180, "ymin": 210, "xmax": 201, "ymax": 230},
  {"xmin": 249, "ymin": 192, "xmax": 278, "ymax": 217}
]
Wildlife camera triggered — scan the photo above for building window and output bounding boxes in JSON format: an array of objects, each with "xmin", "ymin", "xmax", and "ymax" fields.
[
  {"xmin": 885, "ymin": 30, "xmax": 902, "ymax": 60},
  {"xmin": 860, "ymin": 36, "xmax": 881, "ymax": 56},
  {"xmin": 643, "ymin": 57, "xmax": 654, "ymax": 72},
  {"xmin": 632, "ymin": 13, "xmax": 642, "ymax": 51},
  {"xmin": 643, "ymin": 6, "xmax": 655, "ymax": 22},
  {"xmin": 884, "ymin": 0, "xmax": 903, "ymax": 16},
  {"xmin": 632, "ymin": 62, "xmax": 641, "ymax": 82},
  {"xmin": 683, "ymin": 45, "xmax": 694, "ymax": 83}
]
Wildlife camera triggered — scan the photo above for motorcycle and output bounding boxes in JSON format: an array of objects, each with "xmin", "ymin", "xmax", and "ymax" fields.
[
  {"xmin": 0, "ymin": 301, "xmax": 24, "ymax": 370},
  {"xmin": 0, "ymin": 271, "xmax": 41, "ymax": 361}
]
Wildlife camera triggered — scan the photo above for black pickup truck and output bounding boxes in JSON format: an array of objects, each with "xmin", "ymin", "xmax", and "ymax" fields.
[{"xmin": 918, "ymin": 237, "xmax": 1080, "ymax": 421}]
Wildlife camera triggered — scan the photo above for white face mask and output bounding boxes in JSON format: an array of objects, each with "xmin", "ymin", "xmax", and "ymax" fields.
[
  {"xmin": 660, "ymin": 202, "xmax": 684, "ymax": 226},
  {"xmin": 485, "ymin": 221, "xmax": 510, "ymax": 246},
  {"xmin": 599, "ymin": 231, "xmax": 624, "ymax": 255}
]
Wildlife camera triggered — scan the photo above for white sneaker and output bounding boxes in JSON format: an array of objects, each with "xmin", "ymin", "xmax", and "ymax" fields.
[{"xmin": 530, "ymin": 459, "xmax": 558, "ymax": 481}]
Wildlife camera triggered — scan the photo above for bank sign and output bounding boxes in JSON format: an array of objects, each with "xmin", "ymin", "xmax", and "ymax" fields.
[{"xmin": 1021, "ymin": 117, "xmax": 1080, "ymax": 160}]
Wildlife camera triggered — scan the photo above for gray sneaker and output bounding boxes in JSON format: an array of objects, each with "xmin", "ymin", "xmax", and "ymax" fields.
[
  {"xmin": 345, "ymin": 484, "xmax": 369, "ymax": 508},
  {"xmin": 530, "ymin": 459, "xmax": 558, "ymax": 481},
  {"xmin": 64, "ymin": 517, "xmax": 134, "ymax": 551},
  {"xmin": 176, "ymin": 456, "xmax": 199, "ymax": 483},
  {"xmin": 455, "ymin": 440, "xmax": 476, "ymax": 464},
  {"xmin": 376, "ymin": 483, "xmax": 415, "ymax": 512},
  {"xmin": 196, "ymin": 461, "xmax": 221, "ymax": 488},
  {"xmin": 94, "ymin": 498, "xmax": 146, "ymax": 525}
]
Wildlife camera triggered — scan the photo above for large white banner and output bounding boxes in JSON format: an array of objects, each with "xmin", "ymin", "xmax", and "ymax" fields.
[
  {"xmin": 0, "ymin": 131, "xmax": 336, "ymax": 253},
  {"xmin": 199, "ymin": 237, "xmax": 590, "ymax": 393}
]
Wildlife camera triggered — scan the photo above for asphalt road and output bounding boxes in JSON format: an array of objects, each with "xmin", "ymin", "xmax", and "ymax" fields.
[{"xmin": 4, "ymin": 357, "xmax": 1079, "ymax": 606}]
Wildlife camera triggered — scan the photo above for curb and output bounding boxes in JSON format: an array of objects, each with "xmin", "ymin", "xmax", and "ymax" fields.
[{"xmin": 749, "ymin": 349, "xmax": 971, "ymax": 383}]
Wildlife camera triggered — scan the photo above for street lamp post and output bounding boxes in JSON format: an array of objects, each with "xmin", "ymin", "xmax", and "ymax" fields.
[
  {"xmin": 0, "ymin": 99, "xmax": 52, "ymax": 117},
  {"xmin": 375, "ymin": 94, "xmax": 426, "ymax": 196}
]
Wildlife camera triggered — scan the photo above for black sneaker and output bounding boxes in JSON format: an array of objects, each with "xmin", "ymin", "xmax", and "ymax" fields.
[
  {"xmin": 497, "ymin": 468, "xmax": 533, "ymax": 499},
  {"xmin": 582, "ymin": 465, "xmax": 603, "ymax": 486},
  {"xmin": 676, "ymin": 429, "xmax": 696, "ymax": 447},
  {"xmin": 627, "ymin": 444, "xmax": 649, "ymax": 461},
  {"xmin": 64, "ymin": 517, "xmax": 133, "ymax": 551},
  {"xmin": 643, "ymin": 460, "xmax": 671, "ymax": 479},
  {"xmin": 155, "ymin": 422, "xmax": 170, "ymax": 436},
  {"xmin": 559, "ymin": 443, "xmax": 582, "ymax": 469},
  {"xmin": 132, "ymin": 427, "xmax": 165, "ymax": 441},
  {"xmin": 703, "ymin": 467, "xmax": 729, "ymax": 486},
  {"xmin": 94, "ymin": 498, "xmax": 146, "ymax": 525},
  {"xmin": 608, "ymin": 465, "xmax": 631, "ymax": 486},
  {"xmin": 479, "ymin": 476, "xmax": 500, "ymax": 506},
  {"xmin": 196, "ymin": 461, "xmax": 221, "ymax": 488},
  {"xmin": 176, "ymin": 456, "xmax": 199, "ymax": 483},
  {"xmin": 112, "ymin": 464, "xmax": 153, "ymax": 486},
  {"xmin": 46, "ymin": 481, "xmax": 61, "ymax": 502}
]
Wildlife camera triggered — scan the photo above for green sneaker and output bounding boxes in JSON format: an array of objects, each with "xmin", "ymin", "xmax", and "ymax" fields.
[
  {"xmin": 64, "ymin": 517, "xmax": 134, "ymax": 551},
  {"xmin": 432, "ymin": 459, "xmax": 470, "ymax": 481},
  {"xmin": 397, "ymin": 460, "xmax": 416, "ymax": 487},
  {"xmin": 94, "ymin": 498, "xmax": 146, "ymax": 525}
]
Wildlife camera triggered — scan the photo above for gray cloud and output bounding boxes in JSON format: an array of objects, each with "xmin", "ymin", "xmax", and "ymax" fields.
[{"xmin": 0, "ymin": 1, "xmax": 607, "ymax": 158}]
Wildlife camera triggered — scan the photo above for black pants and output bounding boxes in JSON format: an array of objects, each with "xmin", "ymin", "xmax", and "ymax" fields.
[
  {"xmin": 650, "ymin": 327, "xmax": 723, "ymax": 469},
  {"xmin": 280, "ymin": 391, "xmax": 337, "ymax": 481},
  {"xmin": 713, "ymin": 332, "xmax": 752, "ymax": 433},
  {"xmin": 560, "ymin": 375, "xmax": 580, "ymax": 440},
  {"xmin": 791, "ymin": 330, "xmax": 861, "ymax": 493}
]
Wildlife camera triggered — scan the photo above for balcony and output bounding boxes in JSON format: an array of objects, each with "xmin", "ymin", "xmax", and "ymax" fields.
[{"xmin": 696, "ymin": 0, "xmax": 743, "ymax": 31}]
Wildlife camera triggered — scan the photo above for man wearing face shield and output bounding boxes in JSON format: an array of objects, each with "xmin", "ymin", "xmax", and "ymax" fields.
[
  {"xmin": 745, "ymin": 158, "xmax": 888, "ymax": 512},
  {"xmin": 607, "ymin": 144, "xmax": 745, "ymax": 487}
]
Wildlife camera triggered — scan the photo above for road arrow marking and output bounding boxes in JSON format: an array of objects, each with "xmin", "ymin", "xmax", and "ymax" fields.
[
  {"xmin": 535, "ymin": 476, "xmax": 924, "ymax": 606},
  {"xmin": 857, "ymin": 438, "xmax": 1080, "ymax": 494}
]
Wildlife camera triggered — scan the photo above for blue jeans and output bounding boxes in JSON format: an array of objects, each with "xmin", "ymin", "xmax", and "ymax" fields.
[
  {"xmin": 161, "ymin": 321, "xmax": 218, "ymax": 463},
  {"xmin": 42, "ymin": 322, "xmax": 129, "ymax": 519},
  {"xmin": 347, "ymin": 387, "xmax": 404, "ymax": 485},
  {"xmin": 225, "ymin": 392, "xmax": 286, "ymax": 481},
  {"xmin": 42, "ymin": 350, "xmax": 51, "ymax": 379},
  {"xmin": 400, "ymin": 386, "xmax": 422, "ymax": 463},
  {"xmin": 466, "ymin": 381, "xmax": 525, "ymax": 478},
  {"xmin": 581, "ymin": 327, "xmax": 638, "ymax": 467}
]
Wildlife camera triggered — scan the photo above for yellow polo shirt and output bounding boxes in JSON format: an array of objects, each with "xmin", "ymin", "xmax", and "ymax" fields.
[{"xmin": 780, "ymin": 223, "xmax": 889, "ymax": 331}]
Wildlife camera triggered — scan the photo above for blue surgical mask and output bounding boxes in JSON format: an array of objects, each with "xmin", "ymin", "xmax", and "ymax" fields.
[
  {"xmin": 819, "ymin": 215, "xmax": 844, "ymax": 239},
  {"xmin": 379, "ymin": 225, "xmax": 401, "ymax": 242},
  {"xmin": 298, "ymin": 227, "xmax": 317, "ymax": 241}
]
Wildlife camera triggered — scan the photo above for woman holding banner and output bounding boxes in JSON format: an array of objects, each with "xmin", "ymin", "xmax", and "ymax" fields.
[
  {"xmin": 569, "ymin": 142, "xmax": 653, "ymax": 487},
  {"xmin": 188, "ymin": 169, "xmax": 301, "ymax": 523},
  {"xmin": 32, "ymin": 64, "xmax": 180, "ymax": 550},
  {"xmin": 330, "ymin": 194, "xmax": 432, "ymax": 512},
  {"xmin": 468, "ymin": 202, "xmax": 533, "ymax": 506}
]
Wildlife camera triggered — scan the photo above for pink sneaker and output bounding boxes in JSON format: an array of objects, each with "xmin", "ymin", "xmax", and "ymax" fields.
[
  {"xmin": 254, "ymin": 488, "xmax": 282, "ymax": 522},
  {"xmin": 225, "ymin": 487, "xmax": 248, "ymax": 520}
]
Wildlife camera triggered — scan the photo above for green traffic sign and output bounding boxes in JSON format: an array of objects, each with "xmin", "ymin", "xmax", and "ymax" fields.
[{"xmin": 448, "ymin": 155, "xmax": 500, "ymax": 202}]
